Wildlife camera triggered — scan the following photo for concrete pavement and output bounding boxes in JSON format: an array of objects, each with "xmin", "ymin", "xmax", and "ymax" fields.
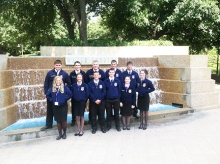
[{"xmin": 0, "ymin": 108, "xmax": 220, "ymax": 164}]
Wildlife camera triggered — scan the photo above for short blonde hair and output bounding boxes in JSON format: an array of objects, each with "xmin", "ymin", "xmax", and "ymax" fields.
[{"xmin": 52, "ymin": 76, "xmax": 64, "ymax": 93}]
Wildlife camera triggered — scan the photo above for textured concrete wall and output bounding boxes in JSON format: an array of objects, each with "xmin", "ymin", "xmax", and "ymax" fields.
[{"xmin": 40, "ymin": 46, "xmax": 189, "ymax": 57}]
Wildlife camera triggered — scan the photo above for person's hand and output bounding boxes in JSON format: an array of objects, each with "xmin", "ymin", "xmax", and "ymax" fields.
[
  {"xmin": 131, "ymin": 105, "xmax": 135, "ymax": 109},
  {"xmin": 95, "ymin": 100, "xmax": 101, "ymax": 104},
  {"xmin": 120, "ymin": 102, "xmax": 123, "ymax": 107}
]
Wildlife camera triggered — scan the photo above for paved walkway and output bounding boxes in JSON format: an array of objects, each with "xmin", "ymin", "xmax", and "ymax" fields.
[{"xmin": 0, "ymin": 109, "xmax": 220, "ymax": 164}]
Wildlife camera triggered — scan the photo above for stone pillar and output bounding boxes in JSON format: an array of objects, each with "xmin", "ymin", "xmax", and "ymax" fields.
[{"xmin": 157, "ymin": 55, "xmax": 220, "ymax": 110}]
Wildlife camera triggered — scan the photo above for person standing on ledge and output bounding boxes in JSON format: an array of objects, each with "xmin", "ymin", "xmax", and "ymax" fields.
[
  {"xmin": 85, "ymin": 60, "xmax": 105, "ymax": 83},
  {"xmin": 72, "ymin": 73, "xmax": 89, "ymax": 137},
  {"xmin": 41, "ymin": 59, "xmax": 71, "ymax": 131},
  {"xmin": 69, "ymin": 61, "xmax": 86, "ymax": 127},
  {"xmin": 88, "ymin": 71, "xmax": 107, "ymax": 134},
  {"xmin": 122, "ymin": 61, "xmax": 139, "ymax": 119},
  {"xmin": 46, "ymin": 76, "xmax": 72, "ymax": 140},
  {"xmin": 136, "ymin": 69, "xmax": 155, "ymax": 130},
  {"xmin": 120, "ymin": 76, "xmax": 136, "ymax": 130},
  {"xmin": 105, "ymin": 68, "xmax": 121, "ymax": 132}
]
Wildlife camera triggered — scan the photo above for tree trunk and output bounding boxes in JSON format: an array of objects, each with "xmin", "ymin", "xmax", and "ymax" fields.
[{"xmin": 78, "ymin": 0, "xmax": 88, "ymax": 46}]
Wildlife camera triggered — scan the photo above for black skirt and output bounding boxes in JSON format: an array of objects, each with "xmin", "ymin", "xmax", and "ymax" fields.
[
  {"xmin": 53, "ymin": 104, "xmax": 68, "ymax": 121},
  {"xmin": 74, "ymin": 101, "xmax": 86, "ymax": 117},
  {"xmin": 121, "ymin": 102, "xmax": 132, "ymax": 116},
  {"xmin": 138, "ymin": 94, "xmax": 150, "ymax": 111}
]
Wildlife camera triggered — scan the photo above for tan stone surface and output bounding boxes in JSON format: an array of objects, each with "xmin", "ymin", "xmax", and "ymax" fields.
[
  {"xmin": 159, "ymin": 80, "xmax": 186, "ymax": 93},
  {"xmin": 0, "ymin": 71, "xmax": 13, "ymax": 89},
  {"xmin": 0, "ymin": 104, "xmax": 17, "ymax": 130},
  {"xmin": 186, "ymin": 92, "xmax": 219, "ymax": 108},
  {"xmin": 180, "ymin": 67, "xmax": 211, "ymax": 81},
  {"xmin": 157, "ymin": 55, "xmax": 208, "ymax": 67},
  {"xmin": 186, "ymin": 80, "xmax": 215, "ymax": 94},
  {"xmin": 161, "ymin": 92, "xmax": 187, "ymax": 107},
  {"xmin": 0, "ymin": 88, "xmax": 14, "ymax": 108}
]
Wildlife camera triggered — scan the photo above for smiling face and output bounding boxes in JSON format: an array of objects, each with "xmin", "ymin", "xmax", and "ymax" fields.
[
  {"xmin": 93, "ymin": 61, "xmax": 99, "ymax": 70},
  {"xmin": 111, "ymin": 62, "xmax": 117, "ymax": 69},
  {"xmin": 77, "ymin": 74, "xmax": 83, "ymax": 82},
  {"xmin": 74, "ymin": 62, "xmax": 81, "ymax": 71},
  {"xmin": 54, "ymin": 63, "xmax": 62, "ymax": 71},
  {"xmin": 127, "ymin": 64, "xmax": 132, "ymax": 71},
  {"xmin": 55, "ymin": 77, "xmax": 62, "ymax": 86},
  {"xmin": 140, "ymin": 71, "xmax": 146, "ymax": 79},
  {"xmin": 109, "ymin": 70, "xmax": 115, "ymax": 78},
  {"xmin": 124, "ymin": 76, "xmax": 131, "ymax": 84},
  {"xmin": 93, "ymin": 72, "xmax": 99, "ymax": 80}
]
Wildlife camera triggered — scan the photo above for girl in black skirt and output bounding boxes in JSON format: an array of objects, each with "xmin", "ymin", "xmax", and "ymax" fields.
[
  {"xmin": 120, "ymin": 76, "xmax": 136, "ymax": 130},
  {"xmin": 46, "ymin": 76, "xmax": 72, "ymax": 140},
  {"xmin": 136, "ymin": 70, "xmax": 155, "ymax": 130},
  {"xmin": 72, "ymin": 73, "xmax": 89, "ymax": 136}
]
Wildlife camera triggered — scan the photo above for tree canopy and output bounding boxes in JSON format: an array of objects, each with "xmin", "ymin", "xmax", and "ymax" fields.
[{"xmin": 0, "ymin": 0, "xmax": 220, "ymax": 55}]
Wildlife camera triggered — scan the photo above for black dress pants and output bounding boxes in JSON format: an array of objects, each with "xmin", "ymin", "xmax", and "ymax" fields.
[
  {"xmin": 105, "ymin": 98, "xmax": 120, "ymax": 128},
  {"xmin": 90, "ymin": 101, "xmax": 106, "ymax": 130}
]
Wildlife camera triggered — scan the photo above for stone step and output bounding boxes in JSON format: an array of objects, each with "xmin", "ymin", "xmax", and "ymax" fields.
[
  {"xmin": 159, "ymin": 79, "xmax": 216, "ymax": 94},
  {"xmin": 0, "ymin": 107, "xmax": 194, "ymax": 144},
  {"xmin": 0, "ymin": 104, "xmax": 17, "ymax": 130},
  {"xmin": 158, "ymin": 67, "xmax": 211, "ymax": 81}
]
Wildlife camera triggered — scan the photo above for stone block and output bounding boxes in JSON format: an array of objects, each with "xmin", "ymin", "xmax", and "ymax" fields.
[
  {"xmin": 159, "ymin": 80, "xmax": 186, "ymax": 93},
  {"xmin": 157, "ymin": 55, "xmax": 208, "ymax": 67},
  {"xmin": 0, "ymin": 104, "xmax": 17, "ymax": 130},
  {"xmin": 186, "ymin": 80, "xmax": 215, "ymax": 94},
  {"xmin": 186, "ymin": 92, "xmax": 219, "ymax": 108},
  {"xmin": 180, "ymin": 67, "xmax": 211, "ymax": 81},
  {"xmin": 0, "ymin": 55, "xmax": 8, "ymax": 70},
  {"xmin": 0, "ymin": 71, "xmax": 13, "ymax": 89},
  {"xmin": 0, "ymin": 88, "xmax": 14, "ymax": 108},
  {"xmin": 160, "ymin": 92, "xmax": 188, "ymax": 107}
]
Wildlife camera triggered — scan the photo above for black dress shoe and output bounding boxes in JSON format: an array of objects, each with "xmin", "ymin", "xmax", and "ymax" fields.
[
  {"xmin": 101, "ymin": 129, "xmax": 106, "ymax": 133},
  {"xmin": 79, "ymin": 132, "xmax": 84, "ymax": 136},
  {"xmin": 40, "ymin": 126, "xmax": 52, "ymax": 131},
  {"xmin": 116, "ymin": 127, "xmax": 121, "ymax": 132},
  {"xmin": 143, "ymin": 124, "xmax": 147, "ymax": 130},
  {"xmin": 127, "ymin": 126, "xmax": 130, "ymax": 130},
  {"xmin": 56, "ymin": 135, "xmax": 62, "ymax": 140},
  {"xmin": 74, "ymin": 132, "xmax": 80, "ymax": 136},
  {"xmin": 123, "ymin": 127, "xmax": 126, "ymax": 130},
  {"xmin": 138, "ymin": 125, "xmax": 143, "ymax": 129},
  {"xmin": 92, "ymin": 129, "xmax": 96, "ymax": 134},
  {"xmin": 62, "ymin": 133, "xmax": 67, "ymax": 139}
]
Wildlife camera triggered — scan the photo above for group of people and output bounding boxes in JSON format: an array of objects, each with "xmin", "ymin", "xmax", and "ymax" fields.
[{"xmin": 41, "ymin": 59, "xmax": 155, "ymax": 140}]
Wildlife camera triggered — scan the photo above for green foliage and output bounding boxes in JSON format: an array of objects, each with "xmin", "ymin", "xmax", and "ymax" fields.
[{"xmin": 206, "ymin": 47, "xmax": 219, "ymax": 74}]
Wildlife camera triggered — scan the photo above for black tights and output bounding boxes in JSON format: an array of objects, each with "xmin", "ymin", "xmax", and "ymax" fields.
[
  {"xmin": 57, "ymin": 121, "xmax": 67, "ymax": 136},
  {"xmin": 122, "ymin": 116, "xmax": 131, "ymax": 128},
  {"xmin": 139, "ymin": 111, "xmax": 148, "ymax": 129},
  {"xmin": 76, "ymin": 116, "xmax": 84, "ymax": 134}
]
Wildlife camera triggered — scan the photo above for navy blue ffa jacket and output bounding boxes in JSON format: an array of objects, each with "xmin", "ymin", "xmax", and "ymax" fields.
[
  {"xmin": 44, "ymin": 69, "xmax": 71, "ymax": 94},
  {"xmin": 104, "ymin": 78, "xmax": 121, "ymax": 99},
  {"xmin": 85, "ymin": 68, "xmax": 105, "ymax": 83},
  {"xmin": 88, "ymin": 80, "xmax": 106, "ymax": 102},
  {"xmin": 136, "ymin": 78, "xmax": 155, "ymax": 96},
  {"xmin": 122, "ymin": 70, "xmax": 139, "ymax": 88},
  {"xmin": 69, "ymin": 70, "xmax": 86, "ymax": 85},
  {"xmin": 105, "ymin": 69, "xmax": 123, "ymax": 83},
  {"xmin": 120, "ymin": 85, "xmax": 136, "ymax": 106},
  {"xmin": 46, "ymin": 86, "xmax": 72, "ymax": 106},
  {"xmin": 72, "ymin": 82, "xmax": 89, "ymax": 101}
]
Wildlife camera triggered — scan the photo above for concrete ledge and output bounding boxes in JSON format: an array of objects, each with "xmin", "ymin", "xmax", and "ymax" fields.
[{"xmin": 0, "ymin": 107, "xmax": 193, "ymax": 144}]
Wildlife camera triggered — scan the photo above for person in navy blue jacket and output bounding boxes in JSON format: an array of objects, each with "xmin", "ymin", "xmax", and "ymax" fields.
[
  {"xmin": 105, "ymin": 68, "xmax": 121, "ymax": 131},
  {"xmin": 122, "ymin": 61, "xmax": 139, "ymax": 118},
  {"xmin": 72, "ymin": 73, "xmax": 89, "ymax": 136},
  {"xmin": 120, "ymin": 76, "xmax": 136, "ymax": 130},
  {"xmin": 46, "ymin": 76, "xmax": 72, "ymax": 140},
  {"xmin": 85, "ymin": 60, "xmax": 105, "ymax": 83},
  {"xmin": 105, "ymin": 60, "xmax": 123, "ymax": 83},
  {"xmin": 69, "ymin": 61, "xmax": 86, "ymax": 126},
  {"xmin": 136, "ymin": 69, "xmax": 155, "ymax": 130},
  {"xmin": 88, "ymin": 71, "xmax": 106, "ymax": 134},
  {"xmin": 41, "ymin": 60, "xmax": 71, "ymax": 131}
]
